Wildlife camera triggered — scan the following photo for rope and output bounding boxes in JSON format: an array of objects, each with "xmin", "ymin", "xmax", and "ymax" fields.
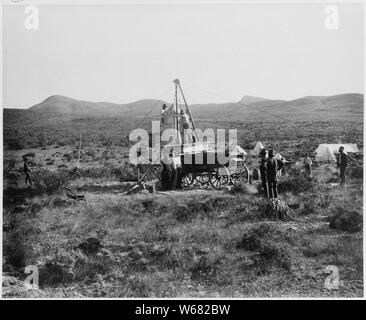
[{"xmin": 135, "ymin": 85, "xmax": 172, "ymax": 127}]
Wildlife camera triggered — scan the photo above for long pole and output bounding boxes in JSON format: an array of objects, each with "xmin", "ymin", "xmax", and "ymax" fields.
[
  {"xmin": 177, "ymin": 82, "xmax": 196, "ymax": 131},
  {"xmin": 174, "ymin": 80, "xmax": 178, "ymax": 132},
  {"xmin": 77, "ymin": 134, "xmax": 82, "ymax": 168},
  {"xmin": 174, "ymin": 80, "xmax": 180, "ymax": 146}
]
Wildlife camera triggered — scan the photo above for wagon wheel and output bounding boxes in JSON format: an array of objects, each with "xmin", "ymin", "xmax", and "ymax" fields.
[
  {"xmin": 181, "ymin": 172, "xmax": 194, "ymax": 188},
  {"xmin": 230, "ymin": 164, "xmax": 249, "ymax": 186},
  {"xmin": 209, "ymin": 166, "xmax": 230, "ymax": 190},
  {"xmin": 195, "ymin": 173, "xmax": 210, "ymax": 186}
]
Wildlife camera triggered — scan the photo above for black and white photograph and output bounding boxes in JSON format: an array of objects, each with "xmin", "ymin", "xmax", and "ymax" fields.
[{"xmin": 1, "ymin": 0, "xmax": 364, "ymax": 301}]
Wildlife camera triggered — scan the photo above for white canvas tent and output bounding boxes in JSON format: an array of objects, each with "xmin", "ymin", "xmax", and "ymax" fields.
[
  {"xmin": 315, "ymin": 145, "xmax": 337, "ymax": 162},
  {"xmin": 315, "ymin": 143, "xmax": 359, "ymax": 163},
  {"xmin": 251, "ymin": 142, "xmax": 265, "ymax": 155},
  {"xmin": 315, "ymin": 144, "xmax": 359, "ymax": 155},
  {"xmin": 230, "ymin": 145, "xmax": 247, "ymax": 156},
  {"xmin": 274, "ymin": 153, "xmax": 287, "ymax": 163}
]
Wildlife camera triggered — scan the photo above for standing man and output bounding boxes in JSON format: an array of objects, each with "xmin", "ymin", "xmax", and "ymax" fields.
[
  {"xmin": 161, "ymin": 104, "xmax": 167, "ymax": 124},
  {"xmin": 161, "ymin": 148, "xmax": 173, "ymax": 190},
  {"xmin": 259, "ymin": 148, "xmax": 268, "ymax": 197},
  {"xmin": 179, "ymin": 110, "xmax": 192, "ymax": 144},
  {"xmin": 304, "ymin": 153, "xmax": 312, "ymax": 178},
  {"xmin": 23, "ymin": 156, "xmax": 32, "ymax": 185},
  {"xmin": 266, "ymin": 149, "xmax": 278, "ymax": 198},
  {"xmin": 337, "ymin": 146, "xmax": 347, "ymax": 188}
]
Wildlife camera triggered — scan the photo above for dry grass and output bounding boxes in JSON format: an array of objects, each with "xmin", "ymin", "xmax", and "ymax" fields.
[
  {"xmin": 3, "ymin": 174, "xmax": 363, "ymax": 297},
  {"xmin": 2, "ymin": 118, "xmax": 363, "ymax": 297}
]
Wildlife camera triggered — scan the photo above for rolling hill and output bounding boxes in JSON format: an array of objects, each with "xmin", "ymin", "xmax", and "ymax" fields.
[
  {"xmin": 30, "ymin": 95, "xmax": 166, "ymax": 118},
  {"xmin": 22, "ymin": 92, "xmax": 364, "ymax": 121}
]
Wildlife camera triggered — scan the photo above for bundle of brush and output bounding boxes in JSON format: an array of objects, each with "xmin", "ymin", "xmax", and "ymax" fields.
[{"xmin": 264, "ymin": 198, "xmax": 295, "ymax": 221}]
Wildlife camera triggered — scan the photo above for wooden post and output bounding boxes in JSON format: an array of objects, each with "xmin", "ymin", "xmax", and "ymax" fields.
[
  {"xmin": 44, "ymin": 132, "xmax": 47, "ymax": 158},
  {"xmin": 174, "ymin": 79, "xmax": 179, "ymax": 132},
  {"xmin": 77, "ymin": 134, "xmax": 82, "ymax": 168}
]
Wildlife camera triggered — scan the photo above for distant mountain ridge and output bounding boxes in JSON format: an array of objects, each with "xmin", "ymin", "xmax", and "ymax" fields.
[
  {"xmin": 26, "ymin": 93, "xmax": 363, "ymax": 121},
  {"xmin": 239, "ymin": 95, "xmax": 268, "ymax": 104}
]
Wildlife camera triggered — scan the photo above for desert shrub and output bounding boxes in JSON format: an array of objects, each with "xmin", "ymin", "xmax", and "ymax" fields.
[
  {"xmin": 174, "ymin": 205, "xmax": 192, "ymax": 222},
  {"xmin": 142, "ymin": 222, "xmax": 169, "ymax": 242},
  {"xmin": 237, "ymin": 231, "xmax": 262, "ymax": 251},
  {"xmin": 73, "ymin": 258, "xmax": 109, "ymax": 282},
  {"xmin": 225, "ymin": 199, "xmax": 263, "ymax": 225},
  {"xmin": 196, "ymin": 196, "xmax": 231, "ymax": 213},
  {"xmin": 39, "ymin": 260, "xmax": 73, "ymax": 287},
  {"xmin": 51, "ymin": 196, "xmax": 69, "ymax": 208},
  {"xmin": 86, "ymin": 148, "xmax": 96, "ymax": 157},
  {"xmin": 32, "ymin": 169, "xmax": 70, "ymax": 195},
  {"xmin": 329, "ymin": 206, "xmax": 362, "ymax": 232},
  {"xmin": 124, "ymin": 275, "xmax": 151, "ymax": 297},
  {"xmin": 3, "ymin": 159, "xmax": 17, "ymax": 178},
  {"xmin": 261, "ymin": 199, "xmax": 295, "ymax": 221},
  {"xmin": 298, "ymin": 195, "xmax": 319, "ymax": 215},
  {"xmin": 77, "ymin": 166, "xmax": 109, "ymax": 178},
  {"xmin": 229, "ymin": 182, "xmax": 257, "ymax": 195},
  {"xmin": 254, "ymin": 241, "xmax": 292, "ymax": 272},
  {"xmin": 3, "ymin": 230, "xmax": 30, "ymax": 269},
  {"xmin": 326, "ymin": 175, "xmax": 339, "ymax": 183},
  {"xmin": 189, "ymin": 254, "xmax": 221, "ymax": 282},
  {"xmin": 28, "ymin": 159, "xmax": 42, "ymax": 167},
  {"xmin": 120, "ymin": 164, "xmax": 139, "ymax": 182},
  {"xmin": 347, "ymin": 167, "xmax": 363, "ymax": 179},
  {"xmin": 3, "ymin": 213, "xmax": 40, "ymax": 270},
  {"xmin": 73, "ymin": 248, "xmax": 115, "ymax": 282},
  {"xmin": 76, "ymin": 164, "xmax": 133, "ymax": 179},
  {"xmin": 111, "ymin": 168, "xmax": 122, "ymax": 175},
  {"xmin": 63, "ymin": 153, "xmax": 73, "ymax": 162},
  {"xmin": 277, "ymin": 173, "xmax": 316, "ymax": 194},
  {"xmin": 302, "ymin": 236, "xmax": 338, "ymax": 257},
  {"xmin": 301, "ymin": 200, "xmax": 317, "ymax": 215},
  {"xmin": 172, "ymin": 196, "xmax": 231, "ymax": 222},
  {"xmin": 237, "ymin": 224, "xmax": 292, "ymax": 272},
  {"xmin": 141, "ymin": 198, "xmax": 159, "ymax": 213},
  {"xmin": 317, "ymin": 193, "xmax": 333, "ymax": 209},
  {"xmin": 7, "ymin": 138, "xmax": 24, "ymax": 150}
]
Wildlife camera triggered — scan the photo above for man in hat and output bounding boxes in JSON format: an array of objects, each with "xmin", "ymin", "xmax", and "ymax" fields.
[
  {"xmin": 259, "ymin": 148, "xmax": 268, "ymax": 197},
  {"xmin": 266, "ymin": 149, "xmax": 278, "ymax": 198},
  {"xmin": 23, "ymin": 156, "xmax": 32, "ymax": 185},
  {"xmin": 337, "ymin": 146, "xmax": 347, "ymax": 188},
  {"xmin": 303, "ymin": 153, "xmax": 312, "ymax": 178},
  {"xmin": 161, "ymin": 104, "xmax": 168, "ymax": 124}
]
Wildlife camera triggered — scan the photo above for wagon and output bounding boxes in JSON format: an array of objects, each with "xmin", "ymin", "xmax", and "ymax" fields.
[{"xmin": 180, "ymin": 148, "xmax": 249, "ymax": 190}]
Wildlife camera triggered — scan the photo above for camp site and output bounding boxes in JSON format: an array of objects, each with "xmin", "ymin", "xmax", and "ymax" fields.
[{"xmin": 2, "ymin": 78, "xmax": 363, "ymax": 298}]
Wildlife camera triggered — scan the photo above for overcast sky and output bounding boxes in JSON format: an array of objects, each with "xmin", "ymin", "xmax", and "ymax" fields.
[{"xmin": 3, "ymin": 3, "xmax": 364, "ymax": 108}]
